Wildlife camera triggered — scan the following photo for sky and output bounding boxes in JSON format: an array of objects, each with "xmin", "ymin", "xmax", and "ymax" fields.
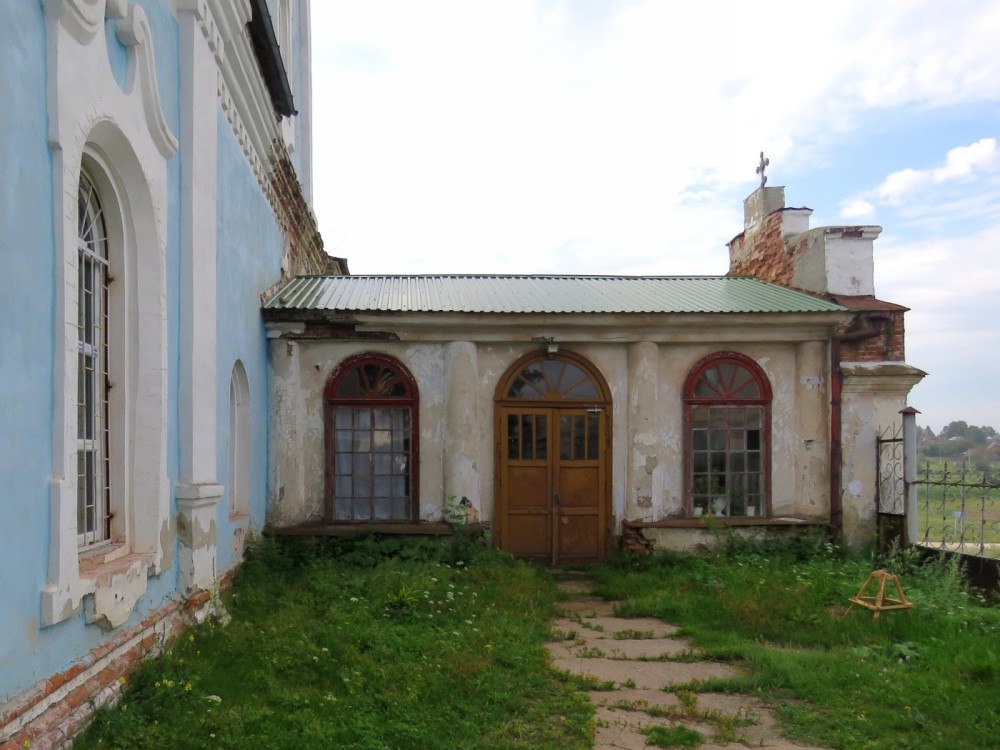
[{"xmin": 308, "ymin": 0, "xmax": 1000, "ymax": 432}]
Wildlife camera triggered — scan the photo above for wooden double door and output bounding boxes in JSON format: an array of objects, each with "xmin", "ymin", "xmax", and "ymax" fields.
[{"xmin": 497, "ymin": 405, "xmax": 608, "ymax": 564}]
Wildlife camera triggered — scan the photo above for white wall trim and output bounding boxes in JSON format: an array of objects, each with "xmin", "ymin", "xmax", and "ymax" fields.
[{"xmin": 42, "ymin": 0, "xmax": 175, "ymax": 628}]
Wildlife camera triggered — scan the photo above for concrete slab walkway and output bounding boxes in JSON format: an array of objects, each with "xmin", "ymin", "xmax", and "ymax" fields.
[{"xmin": 547, "ymin": 576, "xmax": 829, "ymax": 750}]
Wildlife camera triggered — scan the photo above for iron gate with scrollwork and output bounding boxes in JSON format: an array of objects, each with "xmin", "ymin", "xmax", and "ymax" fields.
[{"xmin": 876, "ymin": 425, "xmax": 906, "ymax": 551}]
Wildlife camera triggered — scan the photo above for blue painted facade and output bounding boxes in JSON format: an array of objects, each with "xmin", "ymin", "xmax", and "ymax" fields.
[{"xmin": 0, "ymin": 1, "xmax": 326, "ymax": 739}]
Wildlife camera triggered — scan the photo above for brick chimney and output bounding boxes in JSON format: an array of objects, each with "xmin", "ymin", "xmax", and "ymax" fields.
[{"xmin": 728, "ymin": 185, "xmax": 881, "ymax": 297}]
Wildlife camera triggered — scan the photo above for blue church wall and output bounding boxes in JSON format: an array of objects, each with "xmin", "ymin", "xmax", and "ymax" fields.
[
  {"xmin": 214, "ymin": 107, "xmax": 284, "ymax": 572},
  {"xmin": 0, "ymin": 2, "xmax": 60, "ymax": 703},
  {"xmin": 0, "ymin": 3, "xmax": 319, "ymax": 735},
  {"xmin": 0, "ymin": 0, "xmax": 188, "ymax": 704}
]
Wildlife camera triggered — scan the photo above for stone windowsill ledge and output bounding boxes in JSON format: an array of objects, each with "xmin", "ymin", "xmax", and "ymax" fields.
[{"xmin": 623, "ymin": 516, "xmax": 828, "ymax": 530}]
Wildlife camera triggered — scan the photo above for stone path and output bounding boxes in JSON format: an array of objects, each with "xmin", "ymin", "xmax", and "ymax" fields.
[{"xmin": 547, "ymin": 577, "xmax": 829, "ymax": 750}]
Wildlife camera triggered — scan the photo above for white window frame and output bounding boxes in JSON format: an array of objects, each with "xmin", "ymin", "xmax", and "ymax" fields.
[
  {"xmin": 76, "ymin": 171, "xmax": 112, "ymax": 549},
  {"xmin": 42, "ymin": 0, "xmax": 177, "ymax": 629}
]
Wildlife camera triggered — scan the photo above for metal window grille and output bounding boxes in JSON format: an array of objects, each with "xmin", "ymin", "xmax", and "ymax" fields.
[
  {"xmin": 77, "ymin": 172, "xmax": 111, "ymax": 548},
  {"xmin": 332, "ymin": 406, "xmax": 412, "ymax": 521},
  {"xmin": 690, "ymin": 405, "xmax": 764, "ymax": 517}
]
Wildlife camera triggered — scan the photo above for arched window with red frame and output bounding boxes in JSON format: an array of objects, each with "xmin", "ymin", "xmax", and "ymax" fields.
[
  {"xmin": 683, "ymin": 352, "xmax": 772, "ymax": 518},
  {"xmin": 324, "ymin": 354, "xmax": 419, "ymax": 522}
]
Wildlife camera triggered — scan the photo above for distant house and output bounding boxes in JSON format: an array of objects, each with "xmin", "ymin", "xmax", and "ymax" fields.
[{"xmin": 263, "ymin": 186, "xmax": 925, "ymax": 561}]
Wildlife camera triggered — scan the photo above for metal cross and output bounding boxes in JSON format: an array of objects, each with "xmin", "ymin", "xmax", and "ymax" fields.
[{"xmin": 756, "ymin": 151, "xmax": 770, "ymax": 188}]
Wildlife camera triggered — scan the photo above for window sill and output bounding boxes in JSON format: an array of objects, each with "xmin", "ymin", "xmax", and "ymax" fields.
[
  {"xmin": 624, "ymin": 517, "xmax": 827, "ymax": 530},
  {"xmin": 78, "ymin": 551, "xmax": 152, "ymax": 630},
  {"xmin": 267, "ymin": 521, "xmax": 491, "ymax": 537}
]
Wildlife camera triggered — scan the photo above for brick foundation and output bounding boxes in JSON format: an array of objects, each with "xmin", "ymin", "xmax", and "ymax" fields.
[{"xmin": 1, "ymin": 577, "xmax": 232, "ymax": 750}]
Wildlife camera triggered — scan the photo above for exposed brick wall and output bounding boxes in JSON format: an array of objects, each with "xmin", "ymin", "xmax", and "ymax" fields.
[
  {"xmin": 261, "ymin": 139, "xmax": 339, "ymax": 303},
  {"xmin": 727, "ymin": 212, "xmax": 792, "ymax": 283},
  {"xmin": 1, "ymin": 578, "xmax": 232, "ymax": 750},
  {"xmin": 839, "ymin": 311, "xmax": 906, "ymax": 362}
]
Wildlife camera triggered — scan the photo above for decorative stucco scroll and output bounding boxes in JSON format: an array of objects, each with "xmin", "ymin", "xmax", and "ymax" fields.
[{"xmin": 116, "ymin": 3, "xmax": 179, "ymax": 158}]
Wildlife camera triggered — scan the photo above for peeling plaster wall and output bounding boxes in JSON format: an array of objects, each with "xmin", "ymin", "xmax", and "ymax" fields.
[
  {"xmin": 269, "ymin": 335, "xmax": 837, "ymax": 544},
  {"xmin": 838, "ymin": 363, "xmax": 925, "ymax": 547}
]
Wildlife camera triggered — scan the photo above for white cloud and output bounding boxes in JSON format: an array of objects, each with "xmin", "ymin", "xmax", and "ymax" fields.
[
  {"xmin": 876, "ymin": 139, "xmax": 998, "ymax": 205},
  {"xmin": 309, "ymin": 1, "xmax": 1000, "ymax": 427},
  {"xmin": 839, "ymin": 198, "xmax": 875, "ymax": 221}
]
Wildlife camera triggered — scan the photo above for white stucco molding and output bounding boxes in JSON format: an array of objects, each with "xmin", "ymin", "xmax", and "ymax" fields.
[
  {"xmin": 209, "ymin": 0, "xmax": 284, "ymax": 199},
  {"xmin": 45, "ymin": 0, "xmax": 109, "ymax": 44},
  {"xmin": 840, "ymin": 361, "xmax": 927, "ymax": 395},
  {"xmin": 42, "ymin": 0, "xmax": 176, "ymax": 628},
  {"xmin": 117, "ymin": 4, "xmax": 180, "ymax": 158},
  {"xmin": 343, "ymin": 312, "xmax": 849, "ymax": 344}
]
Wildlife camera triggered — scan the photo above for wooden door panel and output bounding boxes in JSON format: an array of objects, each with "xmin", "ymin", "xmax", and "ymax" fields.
[
  {"xmin": 558, "ymin": 514, "xmax": 600, "ymax": 560},
  {"xmin": 558, "ymin": 465, "xmax": 599, "ymax": 508},
  {"xmin": 499, "ymin": 405, "xmax": 607, "ymax": 564},
  {"xmin": 507, "ymin": 465, "xmax": 548, "ymax": 509},
  {"xmin": 506, "ymin": 514, "xmax": 550, "ymax": 559}
]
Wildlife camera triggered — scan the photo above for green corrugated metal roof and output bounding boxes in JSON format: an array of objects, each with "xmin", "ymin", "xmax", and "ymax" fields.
[{"xmin": 263, "ymin": 275, "xmax": 846, "ymax": 315}]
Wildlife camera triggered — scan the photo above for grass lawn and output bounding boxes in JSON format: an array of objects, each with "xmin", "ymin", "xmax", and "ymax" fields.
[
  {"xmin": 592, "ymin": 535, "xmax": 1000, "ymax": 750},
  {"xmin": 75, "ymin": 533, "xmax": 1000, "ymax": 750},
  {"xmin": 75, "ymin": 535, "xmax": 592, "ymax": 750}
]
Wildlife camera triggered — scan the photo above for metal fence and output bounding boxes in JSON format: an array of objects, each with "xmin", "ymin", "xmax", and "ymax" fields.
[
  {"xmin": 916, "ymin": 462, "xmax": 1000, "ymax": 559},
  {"xmin": 876, "ymin": 425, "xmax": 906, "ymax": 550}
]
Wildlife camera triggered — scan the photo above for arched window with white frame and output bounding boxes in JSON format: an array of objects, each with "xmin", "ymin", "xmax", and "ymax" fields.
[{"xmin": 77, "ymin": 170, "xmax": 112, "ymax": 548}]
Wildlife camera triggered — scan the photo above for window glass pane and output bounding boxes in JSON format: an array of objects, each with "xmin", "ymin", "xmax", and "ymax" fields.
[
  {"xmin": 335, "ymin": 475, "xmax": 352, "ymax": 497},
  {"xmin": 373, "ymin": 497, "xmax": 391, "ymax": 520},
  {"xmin": 335, "ymin": 430, "xmax": 352, "ymax": 451},
  {"xmin": 693, "ymin": 430, "xmax": 707, "ymax": 451},
  {"xmin": 559, "ymin": 415, "xmax": 573, "ymax": 460},
  {"xmin": 710, "ymin": 453, "xmax": 725, "ymax": 473},
  {"xmin": 747, "ymin": 430, "xmax": 760, "ymax": 451},
  {"xmin": 391, "ymin": 497, "xmax": 409, "ymax": 519},
  {"xmin": 353, "ymin": 501, "xmax": 372, "ymax": 521},
  {"xmin": 354, "ymin": 408, "xmax": 371, "ymax": 429},
  {"xmin": 335, "ymin": 408, "xmax": 352, "ymax": 429},
  {"xmin": 335, "ymin": 370, "xmax": 362, "ymax": 397},
  {"xmin": 746, "ymin": 409, "xmax": 762, "ymax": 429},
  {"xmin": 535, "ymin": 415, "xmax": 547, "ymax": 460},
  {"xmin": 507, "ymin": 414, "xmax": 520, "ymax": 459},
  {"xmin": 693, "ymin": 452, "xmax": 708, "ymax": 473},
  {"xmin": 709, "ymin": 430, "xmax": 726, "ymax": 451},
  {"xmin": 392, "ymin": 454, "xmax": 408, "ymax": 474},
  {"xmin": 335, "ymin": 496, "xmax": 352, "ymax": 519},
  {"xmin": 391, "ymin": 476, "xmax": 408, "ymax": 498},
  {"xmin": 353, "ymin": 454, "xmax": 369, "ymax": 476},
  {"xmin": 335, "ymin": 453, "xmax": 352, "ymax": 474},
  {"xmin": 373, "ymin": 429, "xmax": 392, "ymax": 452},
  {"xmin": 564, "ymin": 377, "xmax": 598, "ymax": 399},
  {"xmin": 573, "ymin": 417, "xmax": 585, "ymax": 458},
  {"xmin": 354, "ymin": 472, "xmax": 371, "ymax": 498},
  {"xmin": 353, "ymin": 431, "xmax": 371, "ymax": 452},
  {"xmin": 373, "ymin": 453, "xmax": 391, "ymax": 474},
  {"xmin": 541, "ymin": 359, "xmax": 565, "ymax": 391},
  {"xmin": 374, "ymin": 409, "xmax": 391, "ymax": 429},
  {"xmin": 374, "ymin": 476, "xmax": 390, "ymax": 498},
  {"xmin": 522, "ymin": 416, "xmax": 534, "ymax": 459},
  {"xmin": 587, "ymin": 412, "xmax": 599, "ymax": 460},
  {"xmin": 692, "ymin": 408, "xmax": 709, "ymax": 428}
]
